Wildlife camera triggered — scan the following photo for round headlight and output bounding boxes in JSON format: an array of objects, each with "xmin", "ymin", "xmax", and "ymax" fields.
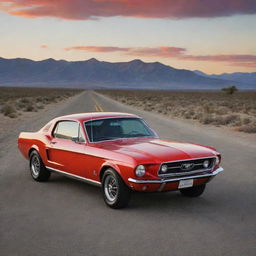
[
  {"xmin": 135, "ymin": 165, "xmax": 146, "ymax": 177},
  {"xmin": 161, "ymin": 164, "xmax": 168, "ymax": 173},
  {"xmin": 203, "ymin": 160, "xmax": 210, "ymax": 168}
]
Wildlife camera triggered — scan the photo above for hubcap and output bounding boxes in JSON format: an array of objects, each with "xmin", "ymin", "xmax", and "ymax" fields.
[
  {"xmin": 31, "ymin": 156, "xmax": 40, "ymax": 177},
  {"xmin": 104, "ymin": 175, "xmax": 118, "ymax": 202}
]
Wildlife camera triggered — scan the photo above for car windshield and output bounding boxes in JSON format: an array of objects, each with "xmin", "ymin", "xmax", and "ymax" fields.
[{"xmin": 84, "ymin": 117, "xmax": 157, "ymax": 142}]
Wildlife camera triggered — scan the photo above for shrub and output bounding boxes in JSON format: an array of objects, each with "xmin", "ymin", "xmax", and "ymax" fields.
[
  {"xmin": 242, "ymin": 117, "xmax": 251, "ymax": 125},
  {"xmin": 36, "ymin": 104, "xmax": 44, "ymax": 109},
  {"xmin": 184, "ymin": 110, "xmax": 195, "ymax": 119},
  {"xmin": 215, "ymin": 107, "xmax": 228, "ymax": 115},
  {"xmin": 203, "ymin": 104, "xmax": 213, "ymax": 114},
  {"xmin": 1, "ymin": 104, "xmax": 17, "ymax": 117},
  {"xmin": 238, "ymin": 125, "xmax": 256, "ymax": 133},
  {"xmin": 200, "ymin": 114, "xmax": 214, "ymax": 124},
  {"xmin": 25, "ymin": 103, "xmax": 37, "ymax": 112},
  {"xmin": 221, "ymin": 86, "xmax": 238, "ymax": 95},
  {"xmin": 224, "ymin": 114, "xmax": 240, "ymax": 125},
  {"xmin": 20, "ymin": 98, "xmax": 30, "ymax": 104},
  {"xmin": 16, "ymin": 101, "xmax": 26, "ymax": 110}
]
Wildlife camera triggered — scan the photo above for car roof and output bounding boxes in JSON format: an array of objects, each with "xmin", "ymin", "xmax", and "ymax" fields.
[{"xmin": 56, "ymin": 112, "xmax": 139, "ymax": 122}]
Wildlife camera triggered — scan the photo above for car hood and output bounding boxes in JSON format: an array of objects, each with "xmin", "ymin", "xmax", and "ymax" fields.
[{"xmin": 96, "ymin": 138, "xmax": 217, "ymax": 164}]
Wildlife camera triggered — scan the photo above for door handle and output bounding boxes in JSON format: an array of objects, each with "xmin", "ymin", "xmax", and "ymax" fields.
[{"xmin": 50, "ymin": 141, "xmax": 57, "ymax": 145}]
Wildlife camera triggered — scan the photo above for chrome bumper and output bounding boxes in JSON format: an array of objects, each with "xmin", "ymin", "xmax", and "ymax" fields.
[{"xmin": 128, "ymin": 167, "xmax": 224, "ymax": 184}]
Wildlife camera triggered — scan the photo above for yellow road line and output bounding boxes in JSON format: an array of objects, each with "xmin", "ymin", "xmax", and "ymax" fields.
[
  {"xmin": 92, "ymin": 94, "xmax": 104, "ymax": 112},
  {"xmin": 95, "ymin": 105, "xmax": 99, "ymax": 112}
]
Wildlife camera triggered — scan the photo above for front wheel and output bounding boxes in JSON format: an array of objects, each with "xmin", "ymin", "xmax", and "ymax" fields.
[
  {"xmin": 30, "ymin": 150, "xmax": 51, "ymax": 182},
  {"xmin": 102, "ymin": 169, "xmax": 131, "ymax": 209},
  {"xmin": 180, "ymin": 184, "xmax": 206, "ymax": 197}
]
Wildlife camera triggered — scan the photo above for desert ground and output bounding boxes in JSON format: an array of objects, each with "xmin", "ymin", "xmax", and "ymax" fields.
[
  {"xmin": 0, "ymin": 87, "xmax": 82, "ymax": 142},
  {"xmin": 100, "ymin": 90, "xmax": 256, "ymax": 133},
  {"xmin": 0, "ymin": 89, "xmax": 255, "ymax": 256}
]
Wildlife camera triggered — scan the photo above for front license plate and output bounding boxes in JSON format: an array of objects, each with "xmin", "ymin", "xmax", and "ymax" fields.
[{"xmin": 178, "ymin": 179, "xmax": 193, "ymax": 189}]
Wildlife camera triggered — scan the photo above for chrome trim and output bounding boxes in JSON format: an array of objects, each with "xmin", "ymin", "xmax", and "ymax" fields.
[
  {"xmin": 167, "ymin": 162, "xmax": 206, "ymax": 169},
  {"xmin": 46, "ymin": 166, "xmax": 101, "ymax": 187},
  {"xmin": 128, "ymin": 167, "xmax": 224, "ymax": 184},
  {"xmin": 158, "ymin": 156, "xmax": 216, "ymax": 177},
  {"xmin": 159, "ymin": 168, "xmax": 213, "ymax": 177},
  {"xmin": 160, "ymin": 156, "xmax": 216, "ymax": 165}
]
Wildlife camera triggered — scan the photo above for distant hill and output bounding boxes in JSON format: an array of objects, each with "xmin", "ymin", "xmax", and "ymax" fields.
[
  {"xmin": 0, "ymin": 57, "xmax": 254, "ymax": 89},
  {"xmin": 194, "ymin": 70, "xmax": 256, "ymax": 87}
]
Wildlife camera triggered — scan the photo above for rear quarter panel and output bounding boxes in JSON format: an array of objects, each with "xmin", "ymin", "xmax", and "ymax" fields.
[{"xmin": 18, "ymin": 132, "xmax": 49, "ymax": 162}]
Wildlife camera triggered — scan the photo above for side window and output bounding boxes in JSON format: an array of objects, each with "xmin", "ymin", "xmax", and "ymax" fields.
[
  {"xmin": 53, "ymin": 121, "xmax": 79, "ymax": 140},
  {"xmin": 78, "ymin": 125, "xmax": 86, "ymax": 142}
]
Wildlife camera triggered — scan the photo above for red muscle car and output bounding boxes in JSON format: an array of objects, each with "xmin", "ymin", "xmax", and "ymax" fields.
[{"xmin": 18, "ymin": 112, "xmax": 223, "ymax": 208}]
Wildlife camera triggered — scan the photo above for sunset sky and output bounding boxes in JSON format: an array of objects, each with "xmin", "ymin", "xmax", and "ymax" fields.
[{"xmin": 0, "ymin": 0, "xmax": 256, "ymax": 74}]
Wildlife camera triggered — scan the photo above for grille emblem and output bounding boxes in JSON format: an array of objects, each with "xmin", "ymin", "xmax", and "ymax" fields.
[{"xmin": 181, "ymin": 163, "xmax": 194, "ymax": 171}]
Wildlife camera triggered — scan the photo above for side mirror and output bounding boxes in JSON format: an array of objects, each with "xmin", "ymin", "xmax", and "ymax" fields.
[{"xmin": 71, "ymin": 137, "xmax": 79, "ymax": 143}]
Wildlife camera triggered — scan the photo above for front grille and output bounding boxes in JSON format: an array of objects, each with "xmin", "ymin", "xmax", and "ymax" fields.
[{"xmin": 158, "ymin": 157, "xmax": 216, "ymax": 177}]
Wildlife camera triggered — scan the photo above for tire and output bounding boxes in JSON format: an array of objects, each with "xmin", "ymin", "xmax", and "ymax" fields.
[
  {"xmin": 102, "ymin": 169, "xmax": 131, "ymax": 209},
  {"xmin": 29, "ymin": 150, "xmax": 51, "ymax": 182},
  {"xmin": 180, "ymin": 184, "xmax": 206, "ymax": 197}
]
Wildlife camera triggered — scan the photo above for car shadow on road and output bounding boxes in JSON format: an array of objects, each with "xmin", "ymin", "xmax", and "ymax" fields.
[
  {"xmin": 129, "ymin": 190, "xmax": 217, "ymax": 211},
  {"xmin": 48, "ymin": 174, "xmax": 102, "ymax": 196},
  {"xmin": 49, "ymin": 173, "xmax": 222, "ymax": 212}
]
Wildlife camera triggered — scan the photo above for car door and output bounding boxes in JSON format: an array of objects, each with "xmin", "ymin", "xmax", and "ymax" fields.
[{"xmin": 47, "ymin": 120, "xmax": 86, "ymax": 174}]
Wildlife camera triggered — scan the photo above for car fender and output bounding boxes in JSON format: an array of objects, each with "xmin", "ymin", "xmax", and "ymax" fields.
[
  {"xmin": 29, "ymin": 144, "xmax": 40, "ymax": 157},
  {"xmin": 100, "ymin": 161, "xmax": 122, "ymax": 177},
  {"xmin": 99, "ymin": 160, "xmax": 135, "ymax": 185}
]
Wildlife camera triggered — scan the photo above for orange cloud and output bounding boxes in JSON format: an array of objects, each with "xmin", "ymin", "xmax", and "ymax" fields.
[
  {"xmin": 0, "ymin": 0, "xmax": 255, "ymax": 20},
  {"xmin": 128, "ymin": 46, "xmax": 186, "ymax": 58},
  {"xmin": 64, "ymin": 45, "xmax": 256, "ymax": 68},
  {"xmin": 40, "ymin": 45, "xmax": 48, "ymax": 49},
  {"xmin": 65, "ymin": 45, "xmax": 185, "ymax": 57}
]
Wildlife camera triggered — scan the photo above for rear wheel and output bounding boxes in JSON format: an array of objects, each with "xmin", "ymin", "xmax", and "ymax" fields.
[
  {"xmin": 30, "ymin": 150, "xmax": 51, "ymax": 182},
  {"xmin": 180, "ymin": 184, "xmax": 206, "ymax": 197},
  {"xmin": 102, "ymin": 169, "xmax": 131, "ymax": 209}
]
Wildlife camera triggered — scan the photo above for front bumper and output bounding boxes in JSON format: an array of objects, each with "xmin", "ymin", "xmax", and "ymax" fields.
[{"xmin": 128, "ymin": 167, "xmax": 224, "ymax": 192}]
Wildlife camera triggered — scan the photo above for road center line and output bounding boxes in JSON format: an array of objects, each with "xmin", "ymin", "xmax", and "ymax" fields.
[{"xmin": 91, "ymin": 94, "xmax": 104, "ymax": 112}]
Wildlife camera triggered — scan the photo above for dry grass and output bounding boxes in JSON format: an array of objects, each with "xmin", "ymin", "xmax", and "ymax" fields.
[
  {"xmin": 0, "ymin": 87, "xmax": 82, "ymax": 118},
  {"xmin": 99, "ymin": 90, "xmax": 256, "ymax": 134}
]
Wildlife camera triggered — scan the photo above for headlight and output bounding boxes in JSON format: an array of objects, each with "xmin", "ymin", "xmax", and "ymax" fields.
[
  {"xmin": 161, "ymin": 164, "xmax": 168, "ymax": 173},
  {"xmin": 203, "ymin": 160, "xmax": 210, "ymax": 168},
  {"xmin": 135, "ymin": 165, "xmax": 146, "ymax": 177}
]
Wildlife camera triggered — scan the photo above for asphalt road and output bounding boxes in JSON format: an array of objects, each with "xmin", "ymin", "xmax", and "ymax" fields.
[{"xmin": 0, "ymin": 91, "xmax": 255, "ymax": 256}]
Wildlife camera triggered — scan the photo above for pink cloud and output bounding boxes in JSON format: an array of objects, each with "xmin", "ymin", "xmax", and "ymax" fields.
[
  {"xmin": 40, "ymin": 45, "xmax": 48, "ymax": 49},
  {"xmin": 0, "ymin": 0, "xmax": 255, "ymax": 20},
  {"xmin": 64, "ymin": 46, "xmax": 130, "ymax": 52}
]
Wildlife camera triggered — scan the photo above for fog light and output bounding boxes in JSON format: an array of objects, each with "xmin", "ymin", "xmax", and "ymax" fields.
[
  {"xmin": 203, "ymin": 160, "xmax": 210, "ymax": 168},
  {"xmin": 161, "ymin": 164, "xmax": 168, "ymax": 173},
  {"xmin": 142, "ymin": 186, "xmax": 147, "ymax": 191}
]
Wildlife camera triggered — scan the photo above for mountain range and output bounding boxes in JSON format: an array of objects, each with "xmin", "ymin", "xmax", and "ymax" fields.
[
  {"xmin": 0, "ymin": 57, "xmax": 255, "ymax": 90},
  {"xmin": 193, "ymin": 70, "xmax": 256, "ymax": 87}
]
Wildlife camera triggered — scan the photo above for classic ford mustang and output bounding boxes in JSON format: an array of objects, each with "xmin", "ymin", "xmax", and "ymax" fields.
[{"xmin": 18, "ymin": 112, "xmax": 223, "ymax": 208}]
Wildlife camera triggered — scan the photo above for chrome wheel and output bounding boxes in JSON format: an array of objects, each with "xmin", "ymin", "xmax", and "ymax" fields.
[
  {"xmin": 31, "ymin": 155, "xmax": 40, "ymax": 178},
  {"xmin": 104, "ymin": 175, "xmax": 118, "ymax": 202}
]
